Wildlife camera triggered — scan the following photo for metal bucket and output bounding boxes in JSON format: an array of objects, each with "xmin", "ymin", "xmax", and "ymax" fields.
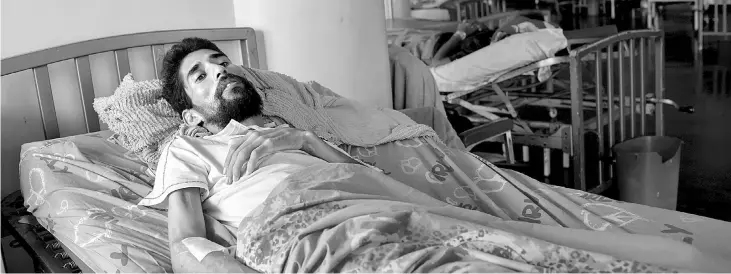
[{"xmin": 612, "ymin": 136, "xmax": 683, "ymax": 210}]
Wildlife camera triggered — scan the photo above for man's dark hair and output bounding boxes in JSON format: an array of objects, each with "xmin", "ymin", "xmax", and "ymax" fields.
[{"xmin": 160, "ymin": 37, "xmax": 224, "ymax": 115}]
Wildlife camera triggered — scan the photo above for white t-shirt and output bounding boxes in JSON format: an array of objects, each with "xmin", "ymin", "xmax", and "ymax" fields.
[{"xmin": 138, "ymin": 120, "xmax": 327, "ymax": 227}]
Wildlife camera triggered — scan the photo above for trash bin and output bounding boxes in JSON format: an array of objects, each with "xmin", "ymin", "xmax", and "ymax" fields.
[{"xmin": 612, "ymin": 136, "xmax": 683, "ymax": 210}]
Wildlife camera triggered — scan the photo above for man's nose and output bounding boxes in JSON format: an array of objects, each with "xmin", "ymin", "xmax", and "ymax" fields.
[{"xmin": 215, "ymin": 67, "xmax": 227, "ymax": 81}]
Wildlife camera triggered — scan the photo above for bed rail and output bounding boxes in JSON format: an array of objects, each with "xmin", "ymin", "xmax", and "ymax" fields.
[
  {"xmin": 569, "ymin": 29, "xmax": 666, "ymax": 192},
  {"xmin": 699, "ymin": 0, "xmax": 731, "ymax": 38}
]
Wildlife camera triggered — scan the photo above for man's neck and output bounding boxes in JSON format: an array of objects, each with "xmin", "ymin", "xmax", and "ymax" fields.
[
  {"xmin": 238, "ymin": 115, "xmax": 267, "ymax": 127},
  {"xmin": 206, "ymin": 115, "xmax": 269, "ymax": 135}
]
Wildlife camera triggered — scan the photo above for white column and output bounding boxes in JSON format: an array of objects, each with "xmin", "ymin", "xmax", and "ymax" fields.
[
  {"xmin": 384, "ymin": 0, "xmax": 394, "ymax": 19},
  {"xmin": 392, "ymin": 0, "xmax": 412, "ymax": 18},
  {"xmin": 234, "ymin": 0, "xmax": 393, "ymax": 109}
]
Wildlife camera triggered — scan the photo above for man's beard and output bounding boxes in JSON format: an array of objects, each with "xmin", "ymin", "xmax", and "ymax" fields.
[{"xmin": 202, "ymin": 74, "xmax": 263, "ymax": 129}]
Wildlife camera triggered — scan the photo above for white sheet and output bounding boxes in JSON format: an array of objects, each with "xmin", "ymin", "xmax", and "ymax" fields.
[{"xmin": 430, "ymin": 28, "xmax": 568, "ymax": 92}]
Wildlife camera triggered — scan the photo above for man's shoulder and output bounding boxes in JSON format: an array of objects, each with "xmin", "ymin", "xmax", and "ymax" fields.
[
  {"xmin": 161, "ymin": 135, "xmax": 210, "ymax": 155},
  {"xmin": 155, "ymin": 135, "xmax": 213, "ymax": 173}
]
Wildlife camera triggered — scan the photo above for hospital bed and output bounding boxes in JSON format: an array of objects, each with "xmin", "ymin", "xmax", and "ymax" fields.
[
  {"xmin": 0, "ymin": 28, "xmax": 267, "ymax": 273},
  {"xmin": 0, "ymin": 26, "xmax": 533, "ymax": 273},
  {"xmin": 0, "ymin": 27, "xmax": 719, "ymax": 273}
]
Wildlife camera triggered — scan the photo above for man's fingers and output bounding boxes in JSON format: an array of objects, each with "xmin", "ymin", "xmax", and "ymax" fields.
[
  {"xmin": 223, "ymin": 137, "xmax": 247, "ymax": 174},
  {"xmin": 230, "ymin": 137, "xmax": 261, "ymax": 183},
  {"xmin": 224, "ymin": 127, "xmax": 303, "ymax": 183},
  {"xmin": 245, "ymin": 143, "xmax": 270, "ymax": 178},
  {"xmin": 225, "ymin": 132, "xmax": 258, "ymax": 168},
  {"xmin": 226, "ymin": 134, "xmax": 258, "ymax": 183},
  {"xmin": 224, "ymin": 136, "xmax": 248, "ymax": 181}
]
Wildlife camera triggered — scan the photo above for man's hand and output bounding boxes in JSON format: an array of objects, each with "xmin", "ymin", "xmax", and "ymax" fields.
[
  {"xmin": 223, "ymin": 127, "xmax": 312, "ymax": 183},
  {"xmin": 456, "ymin": 20, "xmax": 482, "ymax": 36}
]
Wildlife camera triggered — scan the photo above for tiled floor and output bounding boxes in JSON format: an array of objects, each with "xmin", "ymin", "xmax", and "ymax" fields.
[{"xmin": 563, "ymin": 5, "xmax": 731, "ymax": 221}]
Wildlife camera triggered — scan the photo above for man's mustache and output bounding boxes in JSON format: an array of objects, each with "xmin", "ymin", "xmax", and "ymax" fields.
[{"xmin": 215, "ymin": 74, "xmax": 248, "ymax": 97}]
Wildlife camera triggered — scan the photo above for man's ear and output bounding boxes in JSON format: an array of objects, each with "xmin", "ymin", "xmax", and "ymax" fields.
[{"xmin": 182, "ymin": 109, "xmax": 204, "ymax": 126}]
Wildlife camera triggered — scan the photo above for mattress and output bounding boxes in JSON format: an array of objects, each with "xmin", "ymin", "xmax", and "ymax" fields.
[{"xmin": 18, "ymin": 131, "xmax": 236, "ymax": 273}]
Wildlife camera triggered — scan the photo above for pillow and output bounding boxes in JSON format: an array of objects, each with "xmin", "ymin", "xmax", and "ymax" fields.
[
  {"xmin": 430, "ymin": 28, "xmax": 568, "ymax": 92},
  {"xmin": 93, "ymin": 74, "xmax": 183, "ymax": 169}
]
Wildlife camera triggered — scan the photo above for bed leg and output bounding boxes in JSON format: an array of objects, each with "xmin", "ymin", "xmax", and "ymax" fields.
[
  {"xmin": 563, "ymin": 152, "xmax": 570, "ymax": 168},
  {"xmin": 522, "ymin": 146, "xmax": 530, "ymax": 162},
  {"xmin": 543, "ymin": 148, "xmax": 551, "ymax": 177}
]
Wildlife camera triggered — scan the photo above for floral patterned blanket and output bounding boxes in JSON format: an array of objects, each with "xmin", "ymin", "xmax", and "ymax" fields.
[
  {"xmin": 236, "ymin": 137, "xmax": 731, "ymax": 273},
  {"xmin": 18, "ymin": 131, "xmax": 731, "ymax": 273}
]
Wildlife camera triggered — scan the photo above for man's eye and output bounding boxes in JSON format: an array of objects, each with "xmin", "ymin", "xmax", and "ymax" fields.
[
  {"xmin": 196, "ymin": 73, "xmax": 206, "ymax": 82},
  {"xmin": 221, "ymin": 62, "xmax": 230, "ymax": 67}
]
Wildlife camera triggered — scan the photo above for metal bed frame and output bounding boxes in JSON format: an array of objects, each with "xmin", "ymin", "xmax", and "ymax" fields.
[
  {"xmin": 387, "ymin": 7, "xmax": 691, "ymax": 192},
  {"xmin": 443, "ymin": 29, "xmax": 694, "ymax": 193}
]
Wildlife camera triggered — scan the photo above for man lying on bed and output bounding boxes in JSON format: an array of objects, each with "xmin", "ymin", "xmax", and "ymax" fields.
[
  {"xmin": 136, "ymin": 38, "xmax": 380, "ymax": 272},
  {"xmin": 390, "ymin": 12, "xmax": 557, "ymax": 66},
  {"xmin": 430, "ymin": 14, "xmax": 556, "ymax": 66},
  {"xmin": 140, "ymin": 38, "xmax": 731, "ymax": 273}
]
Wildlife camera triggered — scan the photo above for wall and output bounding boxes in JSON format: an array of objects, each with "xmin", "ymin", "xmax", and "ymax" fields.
[
  {"xmin": 1, "ymin": 0, "xmax": 236, "ymax": 58},
  {"xmin": 0, "ymin": 0, "xmax": 235, "ymax": 198},
  {"xmin": 233, "ymin": 0, "xmax": 392, "ymax": 108}
]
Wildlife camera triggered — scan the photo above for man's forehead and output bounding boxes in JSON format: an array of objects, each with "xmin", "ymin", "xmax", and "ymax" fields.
[{"xmin": 180, "ymin": 49, "xmax": 221, "ymax": 73}]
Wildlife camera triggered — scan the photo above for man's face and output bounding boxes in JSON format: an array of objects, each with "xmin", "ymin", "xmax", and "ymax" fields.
[{"xmin": 179, "ymin": 49, "xmax": 262, "ymax": 130}]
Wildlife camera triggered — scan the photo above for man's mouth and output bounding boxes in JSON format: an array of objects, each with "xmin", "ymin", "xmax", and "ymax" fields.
[
  {"xmin": 219, "ymin": 80, "xmax": 245, "ymax": 97},
  {"xmin": 224, "ymin": 82, "xmax": 243, "ymax": 92}
]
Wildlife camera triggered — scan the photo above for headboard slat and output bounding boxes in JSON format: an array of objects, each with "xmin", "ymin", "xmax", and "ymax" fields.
[
  {"xmin": 240, "ymin": 40, "xmax": 250, "ymax": 67},
  {"xmin": 75, "ymin": 56, "xmax": 101, "ymax": 133},
  {"xmin": 240, "ymin": 39, "xmax": 260, "ymax": 68},
  {"xmin": 151, "ymin": 44, "xmax": 165, "ymax": 79},
  {"xmin": 33, "ymin": 66, "xmax": 61, "ymax": 139},
  {"xmin": 114, "ymin": 49, "xmax": 132, "ymax": 82}
]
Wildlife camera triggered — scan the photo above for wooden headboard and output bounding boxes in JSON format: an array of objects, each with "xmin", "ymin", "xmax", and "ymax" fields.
[{"xmin": 1, "ymin": 27, "xmax": 262, "ymax": 198}]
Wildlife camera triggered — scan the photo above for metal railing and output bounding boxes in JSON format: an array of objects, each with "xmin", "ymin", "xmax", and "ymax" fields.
[{"xmin": 569, "ymin": 30, "xmax": 667, "ymax": 192}]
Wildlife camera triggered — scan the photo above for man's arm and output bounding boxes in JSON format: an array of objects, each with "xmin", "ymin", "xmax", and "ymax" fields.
[
  {"xmin": 302, "ymin": 131, "xmax": 361, "ymax": 165},
  {"xmin": 432, "ymin": 33, "xmax": 464, "ymax": 66},
  {"xmin": 432, "ymin": 21, "xmax": 482, "ymax": 66},
  {"xmin": 167, "ymin": 188, "xmax": 255, "ymax": 273}
]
